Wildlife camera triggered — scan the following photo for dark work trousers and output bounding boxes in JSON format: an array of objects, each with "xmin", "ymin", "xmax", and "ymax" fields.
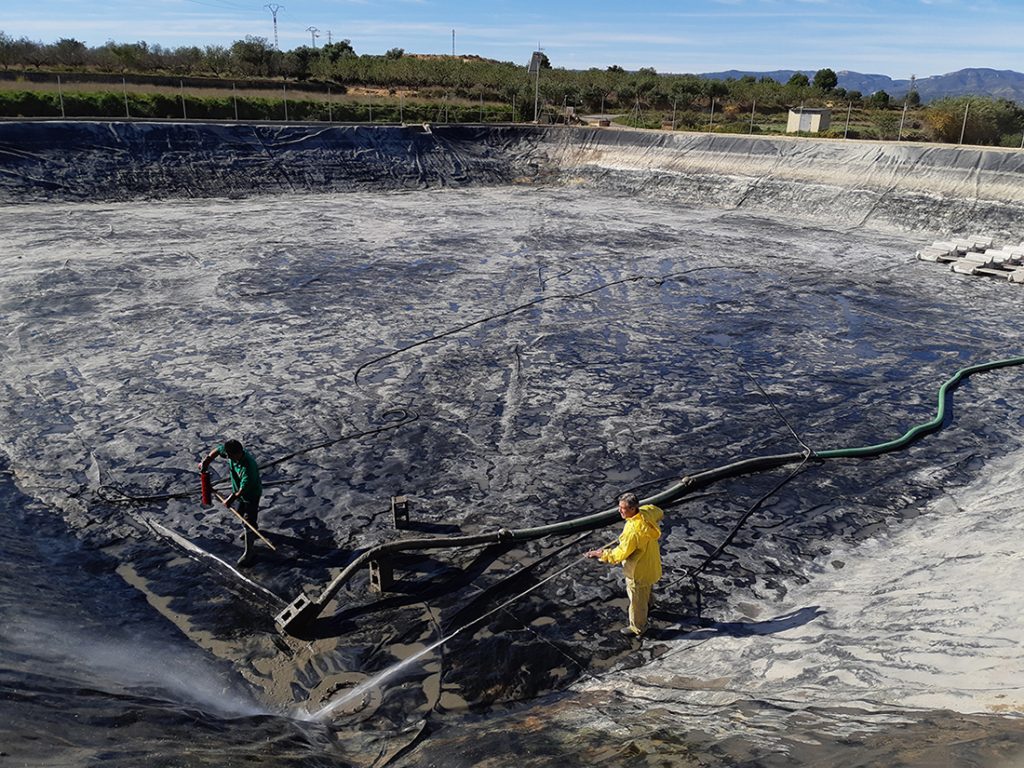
[{"xmin": 237, "ymin": 497, "xmax": 261, "ymax": 557}]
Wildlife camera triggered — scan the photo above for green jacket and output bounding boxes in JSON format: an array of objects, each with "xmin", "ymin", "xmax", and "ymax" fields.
[{"xmin": 217, "ymin": 444, "xmax": 262, "ymax": 502}]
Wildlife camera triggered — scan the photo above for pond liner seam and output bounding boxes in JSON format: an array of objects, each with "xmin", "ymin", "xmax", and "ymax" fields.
[
  {"xmin": 351, "ymin": 265, "xmax": 736, "ymax": 386},
  {"xmin": 276, "ymin": 354, "xmax": 1024, "ymax": 636}
]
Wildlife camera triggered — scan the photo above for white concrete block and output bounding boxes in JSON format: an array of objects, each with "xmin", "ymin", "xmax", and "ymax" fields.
[
  {"xmin": 917, "ymin": 247, "xmax": 950, "ymax": 261},
  {"xmin": 1009, "ymin": 267, "xmax": 1024, "ymax": 283},
  {"xmin": 951, "ymin": 261, "xmax": 979, "ymax": 275},
  {"xmin": 974, "ymin": 267, "xmax": 1010, "ymax": 279}
]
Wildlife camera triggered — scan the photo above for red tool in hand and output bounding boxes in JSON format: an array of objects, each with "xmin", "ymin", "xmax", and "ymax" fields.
[{"xmin": 200, "ymin": 470, "xmax": 213, "ymax": 506}]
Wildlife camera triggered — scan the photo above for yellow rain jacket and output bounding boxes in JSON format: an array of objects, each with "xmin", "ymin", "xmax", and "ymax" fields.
[{"xmin": 599, "ymin": 504, "xmax": 663, "ymax": 586}]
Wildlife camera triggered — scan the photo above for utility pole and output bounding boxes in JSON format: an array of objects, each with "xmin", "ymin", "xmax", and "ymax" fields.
[
  {"xmin": 56, "ymin": 74, "xmax": 65, "ymax": 119},
  {"xmin": 265, "ymin": 4, "xmax": 284, "ymax": 50},
  {"xmin": 452, "ymin": 29, "xmax": 455, "ymax": 56},
  {"xmin": 528, "ymin": 47, "xmax": 543, "ymax": 123},
  {"xmin": 898, "ymin": 74, "xmax": 915, "ymax": 141},
  {"xmin": 307, "ymin": 26, "xmax": 320, "ymax": 48},
  {"xmin": 326, "ymin": 30, "xmax": 332, "ymax": 45}
]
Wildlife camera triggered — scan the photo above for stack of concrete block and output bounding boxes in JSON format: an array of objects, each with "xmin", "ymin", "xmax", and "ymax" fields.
[{"xmin": 917, "ymin": 234, "xmax": 1024, "ymax": 285}]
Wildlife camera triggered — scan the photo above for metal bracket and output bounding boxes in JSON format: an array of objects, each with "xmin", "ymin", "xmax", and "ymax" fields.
[
  {"xmin": 391, "ymin": 495, "xmax": 410, "ymax": 529},
  {"xmin": 368, "ymin": 559, "xmax": 394, "ymax": 594}
]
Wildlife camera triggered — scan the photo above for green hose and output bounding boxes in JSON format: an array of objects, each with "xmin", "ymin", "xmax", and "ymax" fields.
[
  {"xmin": 815, "ymin": 355, "xmax": 1024, "ymax": 459},
  {"xmin": 277, "ymin": 354, "xmax": 1024, "ymax": 634},
  {"xmin": 642, "ymin": 354, "xmax": 1024, "ymax": 508}
]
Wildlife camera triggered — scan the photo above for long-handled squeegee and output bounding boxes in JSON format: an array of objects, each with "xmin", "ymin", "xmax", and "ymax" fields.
[
  {"xmin": 200, "ymin": 470, "xmax": 276, "ymax": 551},
  {"xmin": 215, "ymin": 493, "xmax": 277, "ymax": 551}
]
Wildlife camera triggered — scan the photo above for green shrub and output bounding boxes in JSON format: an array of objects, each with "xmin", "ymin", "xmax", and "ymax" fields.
[
  {"xmin": 0, "ymin": 91, "xmax": 62, "ymax": 117},
  {"xmin": 61, "ymin": 91, "xmax": 124, "ymax": 117}
]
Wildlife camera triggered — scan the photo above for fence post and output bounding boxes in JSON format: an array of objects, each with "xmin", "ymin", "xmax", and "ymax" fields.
[
  {"xmin": 122, "ymin": 77, "xmax": 130, "ymax": 119},
  {"xmin": 959, "ymin": 101, "xmax": 970, "ymax": 145},
  {"xmin": 844, "ymin": 101, "xmax": 852, "ymax": 138},
  {"xmin": 708, "ymin": 98, "xmax": 715, "ymax": 132},
  {"xmin": 283, "ymin": 84, "xmax": 288, "ymax": 122},
  {"xmin": 512, "ymin": 94, "xmax": 516, "ymax": 123},
  {"xmin": 369, "ymin": 102, "xmax": 373, "ymax": 123},
  {"xmin": 749, "ymin": 98, "xmax": 755, "ymax": 134},
  {"xmin": 399, "ymin": 92, "xmax": 403, "ymax": 123},
  {"xmin": 57, "ymin": 74, "xmax": 66, "ymax": 119},
  {"xmin": 328, "ymin": 87, "xmax": 333, "ymax": 122},
  {"xmin": 233, "ymin": 82, "xmax": 238, "ymax": 121},
  {"xmin": 180, "ymin": 80, "xmax": 187, "ymax": 120}
]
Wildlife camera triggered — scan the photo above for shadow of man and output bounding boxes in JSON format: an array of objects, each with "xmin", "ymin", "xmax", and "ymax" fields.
[{"xmin": 648, "ymin": 604, "xmax": 826, "ymax": 641}]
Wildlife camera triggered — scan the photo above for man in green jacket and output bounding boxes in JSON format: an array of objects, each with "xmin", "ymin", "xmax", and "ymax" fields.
[
  {"xmin": 200, "ymin": 439, "xmax": 263, "ymax": 567},
  {"xmin": 586, "ymin": 492, "xmax": 663, "ymax": 638}
]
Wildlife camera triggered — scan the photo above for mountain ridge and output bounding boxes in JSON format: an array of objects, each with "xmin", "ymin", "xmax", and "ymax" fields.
[{"xmin": 695, "ymin": 67, "xmax": 1024, "ymax": 103}]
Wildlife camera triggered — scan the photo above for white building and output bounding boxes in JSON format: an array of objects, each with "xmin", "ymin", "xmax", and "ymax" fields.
[{"xmin": 786, "ymin": 107, "xmax": 832, "ymax": 134}]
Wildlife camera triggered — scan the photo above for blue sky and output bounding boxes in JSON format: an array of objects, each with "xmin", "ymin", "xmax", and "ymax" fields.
[{"xmin": 4, "ymin": 0, "xmax": 1024, "ymax": 77}]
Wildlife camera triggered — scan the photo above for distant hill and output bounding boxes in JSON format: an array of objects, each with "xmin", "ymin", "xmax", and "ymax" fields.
[{"xmin": 696, "ymin": 68, "xmax": 1024, "ymax": 103}]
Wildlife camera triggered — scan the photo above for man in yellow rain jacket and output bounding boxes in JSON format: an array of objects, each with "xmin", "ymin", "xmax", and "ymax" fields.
[{"xmin": 586, "ymin": 492, "xmax": 663, "ymax": 638}]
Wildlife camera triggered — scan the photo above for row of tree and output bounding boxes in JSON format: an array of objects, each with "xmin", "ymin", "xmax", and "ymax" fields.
[
  {"xmin": 0, "ymin": 32, "xmax": 358, "ymax": 80},
  {"xmin": 0, "ymin": 32, "xmax": 898, "ymax": 111}
]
